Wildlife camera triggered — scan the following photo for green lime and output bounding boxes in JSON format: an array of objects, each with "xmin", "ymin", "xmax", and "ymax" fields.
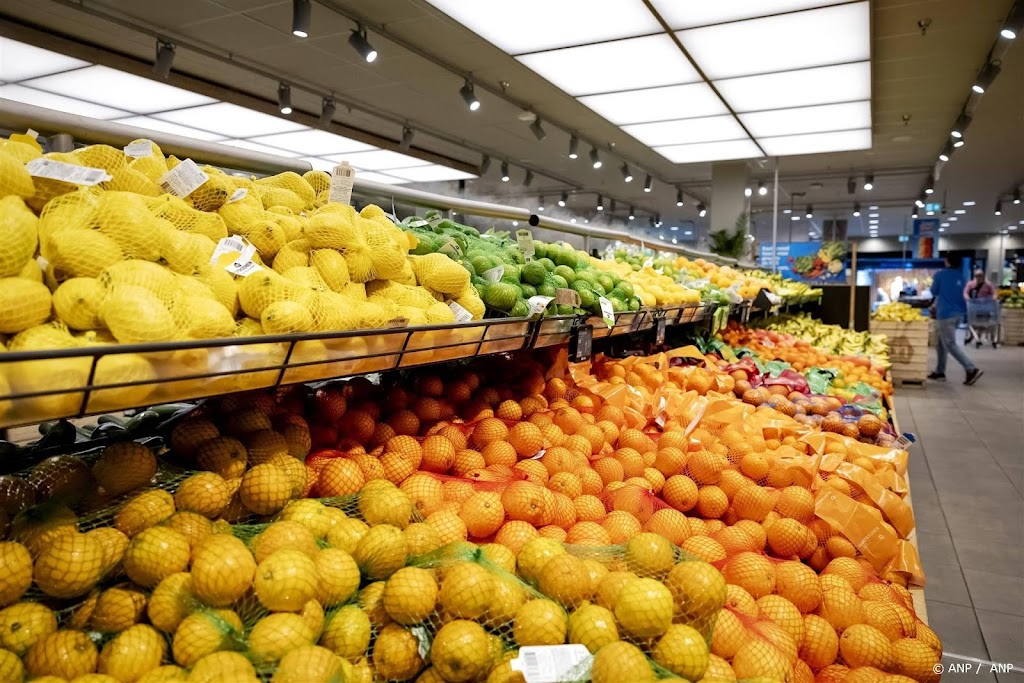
[
  {"xmin": 519, "ymin": 283, "xmax": 537, "ymax": 298},
  {"xmin": 551, "ymin": 274, "xmax": 568, "ymax": 290},
  {"xmin": 483, "ymin": 281, "xmax": 520, "ymax": 312},
  {"xmin": 538, "ymin": 257, "xmax": 556, "ymax": 272},
  {"xmin": 522, "ymin": 261, "xmax": 547, "ymax": 286},
  {"xmin": 510, "ymin": 299, "xmax": 530, "ymax": 317},
  {"xmin": 578, "ymin": 289, "xmax": 596, "ymax": 310},
  {"xmin": 597, "ymin": 274, "xmax": 615, "ymax": 293},
  {"xmin": 533, "ymin": 241, "xmax": 548, "ymax": 259},
  {"xmin": 538, "ymin": 281, "xmax": 557, "ymax": 297},
  {"xmin": 554, "ymin": 265, "xmax": 576, "ymax": 284}
]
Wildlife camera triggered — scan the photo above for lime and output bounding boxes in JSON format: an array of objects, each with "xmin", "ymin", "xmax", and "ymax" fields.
[
  {"xmin": 628, "ymin": 298, "xmax": 640, "ymax": 311},
  {"xmin": 533, "ymin": 242, "xmax": 548, "ymax": 260},
  {"xmin": 553, "ymin": 249, "xmax": 577, "ymax": 269},
  {"xmin": 554, "ymin": 265, "xmax": 576, "ymax": 284},
  {"xmin": 614, "ymin": 281, "xmax": 635, "ymax": 298},
  {"xmin": 510, "ymin": 300, "xmax": 530, "ymax": 317},
  {"xmin": 556, "ymin": 304, "xmax": 575, "ymax": 315},
  {"xmin": 538, "ymin": 258, "xmax": 556, "ymax": 272},
  {"xmin": 522, "ymin": 262, "xmax": 547, "ymax": 286},
  {"xmin": 578, "ymin": 289, "xmax": 596, "ymax": 310},
  {"xmin": 551, "ymin": 275, "xmax": 568, "ymax": 289},
  {"xmin": 591, "ymin": 282, "xmax": 607, "ymax": 297},
  {"xmin": 538, "ymin": 281, "xmax": 557, "ymax": 297},
  {"xmin": 570, "ymin": 280, "xmax": 593, "ymax": 294},
  {"xmin": 483, "ymin": 282, "xmax": 520, "ymax": 312},
  {"xmin": 469, "ymin": 254, "xmax": 496, "ymax": 275},
  {"xmin": 519, "ymin": 283, "xmax": 537, "ymax": 298},
  {"xmin": 597, "ymin": 274, "xmax": 615, "ymax": 292}
]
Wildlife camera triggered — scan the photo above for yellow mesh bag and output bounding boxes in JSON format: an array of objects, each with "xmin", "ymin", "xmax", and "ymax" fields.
[
  {"xmin": 0, "ymin": 277, "xmax": 52, "ymax": 333},
  {"xmin": 149, "ymin": 195, "xmax": 229, "ymax": 241},
  {"xmin": 352, "ymin": 300, "xmax": 392, "ymax": 329},
  {"xmin": 302, "ymin": 170, "xmax": 331, "ymax": 195},
  {"xmin": 102, "ymin": 166, "xmax": 162, "ymax": 196},
  {"xmin": 424, "ymin": 300, "xmax": 457, "ymax": 324},
  {"xmin": 95, "ymin": 191, "xmax": 172, "ymax": 262},
  {"xmin": 262, "ymin": 300, "xmax": 316, "ymax": 334},
  {"xmin": 19, "ymin": 257, "xmax": 43, "ymax": 283},
  {"xmin": 0, "ymin": 138, "xmax": 42, "ymax": 164},
  {"xmin": 91, "ymin": 353, "xmax": 159, "ymax": 411},
  {"xmin": 339, "ymin": 282, "xmax": 366, "ymax": 301},
  {"xmin": 255, "ymin": 171, "xmax": 315, "ymax": 209},
  {"xmin": 172, "ymin": 295, "xmax": 236, "ymax": 339},
  {"xmin": 71, "ymin": 144, "xmax": 127, "ymax": 174},
  {"xmin": 52, "ymin": 277, "xmax": 105, "ymax": 331},
  {"xmin": 360, "ymin": 218, "xmax": 408, "ymax": 281},
  {"xmin": 5, "ymin": 322, "xmax": 88, "ymax": 416},
  {"xmin": 237, "ymin": 269, "xmax": 315, "ymax": 318},
  {"xmin": 309, "ymin": 249, "xmax": 350, "ymax": 292},
  {"xmin": 0, "ymin": 149, "xmax": 36, "ymax": 201},
  {"xmin": 127, "ymin": 140, "xmax": 169, "ymax": 182},
  {"xmin": 0, "ymin": 195, "xmax": 39, "ymax": 278},
  {"xmin": 282, "ymin": 266, "xmax": 329, "ymax": 291},
  {"xmin": 159, "ymin": 231, "xmax": 217, "ymax": 275},
  {"xmin": 393, "ymin": 259, "xmax": 418, "ymax": 286},
  {"xmin": 313, "ymin": 188, "xmax": 330, "ymax": 208},
  {"xmin": 305, "ymin": 211, "xmax": 360, "ymax": 250},
  {"xmin": 256, "ymin": 186, "xmax": 304, "ymax": 213},
  {"xmin": 270, "ymin": 213, "xmax": 303, "ymax": 242},
  {"xmin": 48, "ymin": 229, "xmax": 123, "ymax": 280},
  {"xmin": 99, "ymin": 260, "xmax": 179, "ymax": 307},
  {"xmin": 189, "ymin": 174, "xmax": 236, "ymax": 213},
  {"xmin": 100, "ymin": 284, "xmax": 177, "ymax": 343},
  {"xmin": 397, "ymin": 305, "xmax": 429, "ymax": 327},
  {"xmin": 235, "ymin": 317, "xmax": 264, "ymax": 337},
  {"xmin": 309, "ymin": 291, "xmax": 360, "ymax": 332},
  {"xmin": 408, "ymin": 253, "xmax": 471, "ymax": 295},
  {"xmin": 39, "ymin": 188, "xmax": 101, "ymax": 256},
  {"xmin": 272, "ymin": 240, "xmax": 311, "ymax": 274},
  {"xmin": 175, "ymin": 274, "xmax": 218, "ymax": 301},
  {"xmin": 218, "ymin": 194, "xmax": 266, "ymax": 234},
  {"xmin": 237, "ymin": 218, "xmax": 287, "ymax": 260},
  {"xmin": 193, "ymin": 264, "xmax": 239, "ymax": 315},
  {"xmin": 455, "ymin": 288, "xmax": 486, "ymax": 320}
]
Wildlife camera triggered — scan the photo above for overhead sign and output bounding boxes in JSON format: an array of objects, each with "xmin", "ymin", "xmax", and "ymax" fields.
[{"xmin": 759, "ymin": 241, "xmax": 847, "ymax": 282}]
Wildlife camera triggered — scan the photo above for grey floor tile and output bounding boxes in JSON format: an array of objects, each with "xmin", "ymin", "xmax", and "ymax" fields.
[
  {"xmin": 927, "ymin": 601, "xmax": 991, "ymax": 660},
  {"xmin": 940, "ymin": 657, "xmax": 999, "ymax": 683},
  {"xmin": 952, "ymin": 535, "xmax": 1024, "ymax": 575},
  {"xmin": 917, "ymin": 530, "xmax": 957, "ymax": 567},
  {"xmin": 921, "ymin": 561, "xmax": 972, "ymax": 607},
  {"xmin": 976, "ymin": 609, "xmax": 1024, "ymax": 669},
  {"xmin": 964, "ymin": 569, "xmax": 1024, "ymax": 617}
]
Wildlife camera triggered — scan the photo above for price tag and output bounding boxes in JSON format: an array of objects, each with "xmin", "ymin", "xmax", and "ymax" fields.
[
  {"xmin": 655, "ymin": 317, "xmax": 667, "ymax": 345},
  {"xmin": 642, "ymin": 257, "xmax": 654, "ymax": 268},
  {"xmin": 428, "ymin": 217, "xmax": 445, "ymax": 228},
  {"xmin": 598, "ymin": 296, "xmax": 615, "ymax": 329},
  {"xmin": 26, "ymin": 158, "xmax": 110, "ymax": 186},
  {"xmin": 159, "ymin": 158, "xmax": 209, "ymax": 198},
  {"xmin": 410, "ymin": 625, "xmax": 431, "ymax": 660},
  {"xmin": 483, "ymin": 265, "xmax": 504, "ymax": 283},
  {"xmin": 386, "ymin": 317, "xmax": 410, "ymax": 328},
  {"xmin": 527, "ymin": 295, "xmax": 554, "ymax": 316},
  {"xmin": 227, "ymin": 187, "xmax": 248, "ymax": 203},
  {"xmin": 516, "ymin": 229, "xmax": 535, "ymax": 259},
  {"xmin": 448, "ymin": 301, "xmax": 473, "ymax": 323},
  {"xmin": 211, "ymin": 235, "xmax": 262, "ymax": 277},
  {"xmin": 569, "ymin": 324, "xmax": 593, "ymax": 362},
  {"xmin": 123, "ymin": 139, "xmax": 154, "ymax": 158},
  {"xmin": 511, "ymin": 644, "xmax": 592, "ymax": 683},
  {"xmin": 555, "ymin": 288, "xmax": 581, "ymax": 307},
  {"xmin": 329, "ymin": 162, "xmax": 354, "ymax": 204},
  {"xmin": 405, "ymin": 218, "xmax": 430, "ymax": 228},
  {"xmin": 439, "ymin": 239, "xmax": 463, "ymax": 258}
]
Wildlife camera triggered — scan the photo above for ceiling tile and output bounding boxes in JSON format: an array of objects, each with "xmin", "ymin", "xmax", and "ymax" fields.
[
  {"xmin": 24, "ymin": 65, "xmax": 215, "ymax": 114},
  {"xmin": 250, "ymin": 129, "xmax": 377, "ymax": 155},
  {"xmin": 156, "ymin": 103, "xmax": 306, "ymax": 137},
  {"xmin": 422, "ymin": 0, "xmax": 661, "ymax": 54},
  {"xmin": 517, "ymin": 35, "xmax": 701, "ymax": 97},
  {"xmin": 0, "ymin": 84, "xmax": 130, "ymax": 119},
  {"xmin": 111, "ymin": 116, "xmax": 228, "ymax": 141},
  {"xmin": 221, "ymin": 139, "xmax": 303, "ymax": 157},
  {"xmin": 654, "ymin": 138, "xmax": 761, "ymax": 163},
  {"xmin": 578, "ymin": 82, "xmax": 728, "ymax": 125},
  {"xmin": 0, "ymin": 36, "xmax": 88, "ymax": 80},
  {"xmin": 330, "ymin": 149, "xmax": 432, "ymax": 170},
  {"xmin": 623, "ymin": 115, "xmax": 747, "ymax": 147},
  {"xmin": 715, "ymin": 62, "xmax": 871, "ymax": 113},
  {"xmin": 650, "ymin": 0, "xmax": 851, "ymax": 29},
  {"xmin": 740, "ymin": 101, "xmax": 872, "ymax": 138},
  {"xmin": 758, "ymin": 128, "xmax": 873, "ymax": 156},
  {"xmin": 678, "ymin": 3, "xmax": 870, "ymax": 80}
]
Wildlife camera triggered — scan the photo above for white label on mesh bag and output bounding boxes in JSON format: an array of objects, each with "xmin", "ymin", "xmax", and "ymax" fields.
[
  {"xmin": 528, "ymin": 295, "xmax": 554, "ymax": 316},
  {"xmin": 123, "ymin": 139, "xmax": 154, "ymax": 158},
  {"xmin": 329, "ymin": 162, "xmax": 355, "ymax": 204},
  {"xmin": 211, "ymin": 235, "xmax": 262, "ymax": 277},
  {"xmin": 511, "ymin": 644, "xmax": 592, "ymax": 683},
  {"xmin": 159, "ymin": 159, "xmax": 209, "ymax": 198},
  {"xmin": 447, "ymin": 301, "xmax": 473, "ymax": 323},
  {"xmin": 227, "ymin": 187, "xmax": 248, "ymax": 203},
  {"xmin": 598, "ymin": 296, "xmax": 615, "ymax": 328},
  {"xmin": 439, "ymin": 239, "xmax": 463, "ymax": 257},
  {"xmin": 483, "ymin": 265, "xmax": 504, "ymax": 283},
  {"xmin": 410, "ymin": 625, "xmax": 431, "ymax": 660},
  {"xmin": 516, "ymin": 229, "xmax": 535, "ymax": 259},
  {"xmin": 26, "ymin": 158, "xmax": 111, "ymax": 186}
]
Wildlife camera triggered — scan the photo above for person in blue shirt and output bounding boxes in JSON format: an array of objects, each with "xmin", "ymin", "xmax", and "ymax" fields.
[{"xmin": 928, "ymin": 254, "xmax": 983, "ymax": 384}]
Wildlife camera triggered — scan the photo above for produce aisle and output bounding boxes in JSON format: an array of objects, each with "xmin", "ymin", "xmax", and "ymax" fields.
[{"xmin": 896, "ymin": 341, "xmax": 1024, "ymax": 682}]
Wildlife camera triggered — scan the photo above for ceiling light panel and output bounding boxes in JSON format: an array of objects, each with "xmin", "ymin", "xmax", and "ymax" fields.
[
  {"xmin": 677, "ymin": 3, "xmax": 869, "ymax": 80},
  {"xmin": 387, "ymin": 165, "xmax": 476, "ymax": 182},
  {"xmin": 759, "ymin": 128, "xmax": 871, "ymax": 155},
  {"xmin": 0, "ymin": 38, "xmax": 88, "ymax": 81},
  {"xmin": 578, "ymin": 82, "xmax": 728, "ymax": 125},
  {"xmin": 220, "ymin": 139, "xmax": 303, "ymax": 157},
  {"xmin": 423, "ymin": 0, "xmax": 662, "ymax": 54},
  {"xmin": 301, "ymin": 157, "xmax": 338, "ymax": 172},
  {"xmin": 0, "ymin": 84, "xmax": 130, "ymax": 120},
  {"xmin": 650, "ymin": 0, "xmax": 850, "ymax": 29},
  {"xmin": 739, "ymin": 101, "xmax": 871, "ymax": 138},
  {"xmin": 25, "ymin": 65, "xmax": 214, "ymax": 113},
  {"xmin": 111, "ymin": 116, "xmax": 228, "ymax": 142},
  {"xmin": 623, "ymin": 115, "xmax": 746, "ymax": 147},
  {"xmin": 157, "ymin": 103, "xmax": 305, "ymax": 138},
  {"xmin": 330, "ymin": 149, "xmax": 431, "ymax": 170},
  {"xmin": 654, "ymin": 138, "xmax": 761, "ymax": 164},
  {"xmin": 517, "ymin": 35, "xmax": 701, "ymax": 96},
  {"xmin": 715, "ymin": 62, "xmax": 870, "ymax": 113},
  {"xmin": 352, "ymin": 171, "xmax": 407, "ymax": 185},
  {"xmin": 250, "ymin": 129, "xmax": 375, "ymax": 155}
]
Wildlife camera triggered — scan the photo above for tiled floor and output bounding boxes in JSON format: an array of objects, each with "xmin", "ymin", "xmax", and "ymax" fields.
[{"xmin": 894, "ymin": 336, "xmax": 1024, "ymax": 681}]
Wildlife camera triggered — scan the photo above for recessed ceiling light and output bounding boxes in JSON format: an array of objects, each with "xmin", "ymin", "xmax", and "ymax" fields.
[
  {"xmin": 938, "ymin": 227, "xmax": 945, "ymax": 232},
  {"xmin": 758, "ymin": 129, "xmax": 871, "ymax": 156},
  {"xmin": 949, "ymin": 217, "xmax": 958, "ymax": 221},
  {"xmin": 517, "ymin": 35, "xmax": 700, "ymax": 96},
  {"xmin": 941, "ymin": 222, "xmax": 950, "ymax": 227},
  {"xmin": 869, "ymin": 205, "xmax": 878, "ymax": 210},
  {"xmin": 868, "ymin": 213, "xmax": 879, "ymax": 218},
  {"xmin": 221, "ymin": 139, "xmax": 303, "ymax": 156},
  {"xmin": 954, "ymin": 209, "xmax": 966, "ymax": 214},
  {"xmin": 623, "ymin": 115, "xmax": 746, "ymax": 147},
  {"xmin": 654, "ymin": 138, "xmax": 761, "ymax": 163},
  {"xmin": 652, "ymin": 0, "xmax": 851, "ymax": 29},
  {"xmin": 0, "ymin": 37, "xmax": 89, "ymax": 80},
  {"xmin": 926, "ymin": 211, "xmax": 934, "ymax": 216},
  {"xmin": 684, "ymin": 229, "xmax": 693, "ymax": 235},
  {"xmin": 349, "ymin": 171, "xmax": 406, "ymax": 185},
  {"xmin": 869, "ymin": 219, "xmax": 879, "ymax": 224},
  {"xmin": 578, "ymin": 82, "xmax": 727, "ymax": 125},
  {"xmin": 670, "ymin": 226, "xmax": 679, "ymax": 231},
  {"xmin": 739, "ymin": 100, "xmax": 870, "ymax": 138},
  {"xmin": 714, "ymin": 61, "xmax": 870, "ymax": 113},
  {"xmin": 388, "ymin": 166, "xmax": 476, "ymax": 182},
  {"xmin": 963, "ymin": 201, "xmax": 975, "ymax": 206}
]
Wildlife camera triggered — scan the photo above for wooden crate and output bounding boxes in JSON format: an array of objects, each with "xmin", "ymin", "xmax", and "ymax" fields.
[
  {"xmin": 871, "ymin": 320, "xmax": 930, "ymax": 383},
  {"xmin": 1003, "ymin": 308, "xmax": 1024, "ymax": 345}
]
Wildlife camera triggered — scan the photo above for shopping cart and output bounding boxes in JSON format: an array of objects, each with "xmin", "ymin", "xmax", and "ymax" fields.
[{"xmin": 965, "ymin": 298, "xmax": 1001, "ymax": 348}]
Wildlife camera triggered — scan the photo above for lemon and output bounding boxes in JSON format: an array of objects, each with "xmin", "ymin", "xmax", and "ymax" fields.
[
  {"xmin": 0, "ymin": 278, "xmax": 51, "ymax": 334},
  {"xmin": 321, "ymin": 604, "xmax": 372, "ymax": 660},
  {"xmin": 0, "ymin": 196, "xmax": 37, "ymax": 278}
]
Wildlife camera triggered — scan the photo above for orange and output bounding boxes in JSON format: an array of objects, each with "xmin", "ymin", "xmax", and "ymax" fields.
[
  {"xmin": 173, "ymin": 472, "xmax": 231, "ymax": 520},
  {"xmin": 399, "ymin": 473, "xmax": 445, "ymax": 518},
  {"xmin": 238, "ymin": 464, "xmax": 292, "ymax": 515},
  {"xmin": 731, "ymin": 640, "xmax": 793, "ymax": 681},
  {"xmin": 195, "ymin": 437, "xmax": 248, "ymax": 480},
  {"xmin": 115, "ymin": 490, "xmax": 175, "ymax": 537},
  {"xmin": 538, "ymin": 525, "xmax": 567, "ymax": 542},
  {"xmin": 370, "ymin": 422, "xmax": 397, "ymax": 449},
  {"xmin": 653, "ymin": 447, "xmax": 688, "ymax": 477},
  {"xmin": 776, "ymin": 486, "xmax": 815, "ymax": 522},
  {"xmin": 547, "ymin": 472, "xmax": 582, "ymax": 499},
  {"xmin": 147, "ymin": 572, "xmax": 195, "ymax": 634},
  {"xmin": 452, "ymin": 449, "xmax": 486, "ymax": 476},
  {"xmin": 573, "ymin": 494, "xmax": 606, "ymax": 522},
  {"xmin": 98, "ymin": 623, "xmax": 166, "ymax": 682},
  {"xmin": 495, "ymin": 400, "xmax": 523, "ymax": 421},
  {"xmin": 469, "ymin": 418, "xmax": 509, "ymax": 449},
  {"xmin": 493, "ymin": 521, "xmax": 539, "ymax": 553},
  {"xmin": 344, "ymin": 455, "xmax": 383, "ymax": 483},
  {"xmin": 592, "ymin": 458, "xmax": 624, "ymax": 486},
  {"xmin": 89, "ymin": 583, "xmax": 147, "ymax": 632},
  {"xmin": 662, "ymin": 475, "xmax": 699, "ymax": 512},
  {"xmin": 538, "ymin": 553, "xmax": 591, "ymax": 607},
  {"xmin": 891, "ymin": 638, "xmax": 941, "ymax": 682},
  {"xmin": 317, "ymin": 459, "xmax": 365, "ymax": 497},
  {"xmin": 611, "ymin": 447, "xmax": 644, "ymax": 478},
  {"xmin": 601, "ymin": 510, "xmax": 641, "ymax": 543},
  {"xmin": 460, "ymin": 492, "xmax": 505, "ymax": 539},
  {"xmin": 824, "ymin": 557, "xmax": 869, "ymax": 592},
  {"xmin": 714, "ymin": 525, "xmax": 758, "ymax": 556},
  {"xmin": 553, "ymin": 407, "xmax": 584, "ymax": 435},
  {"xmin": 644, "ymin": 508, "xmax": 690, "ymax": 545},
  {"xmin": 539, "ymin": 447, "xmax": 576, "ymax": 476},
  {"xmin": 25, "ymin": 630, "xmax": 98, "ymax": 680},
  {"xmin": 549, "ymin": 492, "xmax": 577, "ymax": 530},
  {"xmin": 575, "ymin": 424, "xmax": 605, "ymax": 455},
  {"xmin": 508, "ymin": 422, "xmax": 544, "ymax": 458},
  {"xmin": 577, "ymin": 467, "xmax": 604, "ymax": 496},
  {"xmin": 500, "ymin": 481, "xmax": 552, "ymax": 526},
  {"xmin": 380, "ymin": 452, "xmax": 416, "ymax": 484},
  {"xmin": 419, "ymin": 435, "xmax": 455, "ymax": 473},
  {"xmin": 514, "ymin": 459, "xmax": 548, "ymax": 484},
  {"xmin": 723, "ymin": 551, "xmax": 776, "ymax": 599},
  {"xmin": 801, "ymin": 613, "xmax": 840, "ymax": 669},
  {"xmin": 617, "ymin": 428, "xmax": 655, "ymax": 454},
  {"xmin": 388, "ymin": 410, "xmax": 420, "ymax": 436},
  {"xmin": 124, "ymin": 525, "xmax": 190, "ymax": 588},
  {"xmin": 816, "ymin": 589, "xmax": 865, "ymax": 634},
  {"xmin": 694, "ymin": 486, "xmax": 729, "ymax": 519},
  {"xmin": 681, "ymin": 536, "xmax": 727, "ymax": 563},
  {"xmin": 34, "ymin": 532, "xmax": 105, "ymax": 599},
  {"xmin": 442, "ymin": 479, "xmax": 476, "ymax": 504},
  {"xmin": 767, "ymin": 518, "xmax": 809, "ymax": 558},
  {"xmin": 436, "ymin": 425, "xmax": 469, "ymax": 451},
  {"xmin": 339, "ymin": 410, "xmax": 376, "ymax": 443},
  {"xmin": 775, "ymin": 561, "xmax": 823, "ymax": 613},
  {"xmin": 590, "ymin": 641, "xmax": 654, "ymax": 683},
  {"xmin": 481, "ymin": 441, "xmax": 517, "ymax": 468},
  {"xmin": 566, "ymin": 520, "xmax": 611, "ymax": 545},
  {"xmin": 431, "ymin": 620, "xmax": 491, "ymax": 682},
  {"xmin": 426, "ymin": 509, "xmax": 468, "ymax": 544},
  {"xmin": 0, "ymin": 602, "xmax": 56, "ymax": 656},
  {"xmin": 571, "ymin": 394, "xmax": 597, "ymax": 414},
  {"xmin": 564, "ymin": 434, "xmax": 593, "ymax": 458},
  {"xmin": 840, "ymin": 624, "xmax": 895, "ymax": 670},
  {"xmin": 687, "ymin": 450, "xmax": 729, "ymax": 485}
]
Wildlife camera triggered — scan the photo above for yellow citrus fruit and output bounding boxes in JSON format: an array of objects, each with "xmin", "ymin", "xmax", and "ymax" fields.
[
  {"xmin": 89, "ymin": 583, "xmax": 147, "ymax": 633},
  {"xmin": 513, "ymin": 599, "xmax": 566, "ymax": 646},
  {"xmin": 320, "ymin": 604, "xmax": 372, "ymax": 661},
  {"xmin": 195, "ymin": 437, "xmax": 248, "ymax": 479},
  {"xmin": 594, "ymin": 570, "xmax": 637, "ymax": 611},
  {"xmin": 189, "ymin": 535, "xmax": 256, "ymax": 607},
  {"xmin": 425, "ymin": 509, "xmax": 468, "ymax": 544},
  {"xmin": 722, "ymin": 551, "xmax": 776, "ymax": 598},
  {"xmin": 352, "ymin": 524, "xmax": 407, "ymax": 581},
  {"xmin": 0, "ymin": 602, "xmax": 57, "ymax": 655},
  {"xmin": 624, "ymin": 532, "xmax": 675, "ymax": 578},
  {"xmin": 0, "ymin": 542, "xmax": 32, "ymax": 606},
  {"xmin": 516, "ymin": 537, "xmax": 565, "ymax": 584},
  {"xmin": 171, "ymin": 609, "xmax": 242, "ymax": 667},
  {"xmin": 731, "ymin": 640, "xmax": 793, "ymax": 681},
  {"xmin": 665, "ymin": 560, "xmax": 727, "ymax": 622},
  {"xmin": 273, "ymin": 644, "xmax": 352, "ymax": 683},
  {"xmin": 326, "ymin": 517, "xmax": 369, "ymax": 554},
  {"xmin": 567, "ymin": 603, "xmax": 618, "ymax": 653},
  {"xmin": 704, "ymin": 653, "xmax": 737, "ymax": 682},
  {"xmin": 816, "ymin": 586, "xmax": 865, "ymax": 632},
  {"xmin": 710, "ymin": 608, "xmax": 747, "ymax": 660},
  {"xmin": 757, "ymin": 594, "xmax": 806, "ymax": 644},
  {"xmin": 801, "ymin": 614, "xmax": 840, "ymax": 669},
  {"xmin": 86, "ymin": 527, "xmax": 130, "ymax": 577},
  {"xmin": 277, "ymin": 499, "xmax": 332, "ymax": 539},
  {"xmin": 383, "ymin": 567, "xmax": 438, "ymax": 625},
  {"xmin": 891, "ymin": 637, "xmax": 941, "ymax": 682},
  {"xmin": 25, "ymin": 630, "xmax": 98, "ymax": 680},
  {"xmin": 251, "ymin": 520, "xmax": 318, "ymax": 563},
  {"xmin": 750, "ymin": 619, "xmax": 799, "ymax": 665},
  {"xmin": 863, "ymin": 600, "xmax": 915, "ymax": 641},
  {"xmin": 537, "ymin": 553, "xmax": 591, "ymax": 607},
  {"xmin": 725, "ymin": 584, "xmax": 759, "ymax": 618},
  {"xmin": 247, "ymin": 612, "xmax": 315, "ymax": 666},
  {"xmin": 590, "ymin": 641, "xmax": 655, "ymax": 683},
  {"xmin": 115, "ymin": 490, "xmax": 175, "ymax": 537},
  {"xmin": 124, "ymin": 525, "xmax": 190, "ymax": 588},
  {"xmin": 314, "ymin": 547, "xmax": 361, "ymax": 608},
  {"xmin": 613, "ymin": 577, "xmax": 674, "ymax": 639},
  {"xmin": 403, "ymin": 522, "xmax": 443, "ymax": 557},
  {"xmin": 98, "ymin": 623, "xmax": 165, "ymax": 682},
  {"xmin": 775, "ymin": 560, "xmax": 823, "ymax": 613},
  {"xmin": 238, "ymin": 463, "xmax": 292, "ymax": 515},
  {"xmin": 359, "ymin": 581, "xmax": 392, "ymax": 628},
  {"xmin": 652, "ymin": 623, "xmax": 710, "ymax": 681},
  {"xmin": 482, "ymin": 575, "xmax": 527, "ymax": 629},
  {"xmin": 147, "ymin": 573, "xmax": 195, "ymax": 634},
  {"xmin": 34, "ymin": 532, "xmax": 105, "ymax": 598},
  {"xmin": 93, "ymin": 442, "xmax": 157, "ymax": 497},
  {"xmin": 438, "ymin": 561, "xmax": 493, "ymax": 620},
  {"xmin": 173, "ymin": 472, "xmax": 231, "ymax": 520},
  {"xmin": 372, "ymin": 624, "xmax": 425, "ymax": 681},
  {"xmin": 188, "ymin": 651, "xmax": 257, "ymax": 683},
  {"xmin": 431, "ymin": 619, "xmax": 491, "ymax": 683},
  {"xmin": 162, "ymin": 511, "xmax": 214, "ymax": 552},
  {"xmin": 840, "ymin": 624, "xmax": 895, "ymax": 670},
  {"xmin": 0, "ymin": 648, "xmax": 22, "ymax": 683},
  {"xmin": 254, "ymin": 549, "xmax": 320, "ymax": 612},
  {"xmin": 358, "ymin": 484, "xmax": 414, "ymax": 528},
  {"xmin": 136, "ymin": 664, "xmax": 189, "ymax": 682}
]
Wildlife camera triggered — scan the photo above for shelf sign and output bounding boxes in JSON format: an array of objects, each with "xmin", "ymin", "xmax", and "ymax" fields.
[
  {"xmin": 569, "ymin": 324, "xmax": 593, "ymax": 362},
  {"xmin": 598, "ymin": 296, "xmax": 615, "ymax": 329},
  {"xmin": 655, "ymin": 317, "xmax": 666, "ymax": 345},
  {"xmin": 516, "ymin": 229, "xmax": 535, "ymax": 259}
]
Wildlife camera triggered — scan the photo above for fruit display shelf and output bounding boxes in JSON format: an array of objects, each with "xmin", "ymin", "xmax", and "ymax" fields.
[{"xmin": 868, "ymin": 321, "xmax": 929, "ymax": 385}]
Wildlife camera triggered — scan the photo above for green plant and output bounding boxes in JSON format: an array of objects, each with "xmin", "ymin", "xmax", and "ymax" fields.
[{"xmin": 708, "ymin": 213, "xmax": 749, "ymax": 258}]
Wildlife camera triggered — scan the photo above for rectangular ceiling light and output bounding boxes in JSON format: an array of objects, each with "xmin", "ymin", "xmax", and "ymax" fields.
[
  {"xmin": 355, "ymin": 171, "xmax": 411, "ymax": 185},
  {"xmin": 517, "ymin": 35, "xmax": 701, "ymax": 96},
  {"xmin": 249, "ymin": 129, "xmax": 375, "ymax": 156},
  {"xmin": 220, "ymin": 139, "xmax": 303, "ymax": 157},
  {"xmin": 623, "ymin": 115, "xmax": 747, "ymax": 147},
  {"xmin": 156, "ymin": 103, "xmax": 305, "ymax": 137},
  {"xmin": 654, "ymin": 138, "xmax": 761, "ymax": 164},
  {"xmin": 578, "ymin": 82, "xmax": 728, "ymax": 125},
  {"xmin": 758, "ymin": 128, "xmax": 872, "ymax": 156},
  {"xmin": 25, "ymin": 65, "xmax": 215, "ymax": 114},
  {"xmin": 739, "ymin": 101, "xmax": 871, "ymax": 138},
  {"xmin": 331, "ymin": 149, "xmax": 431, "ymax": 170},
  {"xmin": 0, "ymin": 84, "xmax": 130, "ymax": 120},
  {"xmin": 651, "ymin": 0, "xmax": 850, "ymax": 29},
  {"xmin": 112, "ymin": 116, "xmax": 228, "ymax": 142},
  {"xmin": 677, "ymin": 3, "xmax": 869, "ymax": 80},
  {"xmin": 423, "ymin": 0, "xmax": 661, "ymax": 55},
  {"xmin": 715, "ymin": 62, "xmax": 870, "ymax": 113},
  {"xmin": 387, "ymin": 165, "xmax": 476, "ymax": 182},
  {"xmin": 0, "ymin": 38, "xmax": 89, "ymax": 81},
  {"xmin": 301, "ymin": 157, "xmax": 338, "ymax": 172}
]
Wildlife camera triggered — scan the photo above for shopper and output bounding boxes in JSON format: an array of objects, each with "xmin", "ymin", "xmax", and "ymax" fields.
[
  {"xmin": 928, "ymin": 255, "xmax": 983, "ymax": 384},
  {"xmin": 963, "ymin": 269, "xmax": 996, "ymax": 300}
]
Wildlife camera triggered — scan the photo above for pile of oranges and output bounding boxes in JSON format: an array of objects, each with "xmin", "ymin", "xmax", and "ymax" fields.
[{"xmin": 0, "ymin": 345, "xmax": 936, "ymax": 682}]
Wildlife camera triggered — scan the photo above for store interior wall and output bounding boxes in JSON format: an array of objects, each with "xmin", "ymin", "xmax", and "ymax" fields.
[{"xmin": 855, "ymin": 234, "xmax": 1024, "ymax": 281}]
